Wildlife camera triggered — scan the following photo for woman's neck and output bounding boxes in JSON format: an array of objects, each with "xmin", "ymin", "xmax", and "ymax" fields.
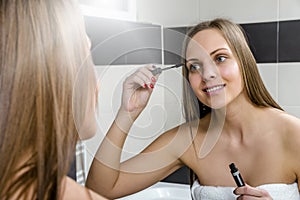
[{"xmin": 211, "ymin": 92, "xmax": 261, "ymax": 137}]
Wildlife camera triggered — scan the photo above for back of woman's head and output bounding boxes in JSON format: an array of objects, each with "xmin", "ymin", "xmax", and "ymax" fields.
[
  {"xmin": 182, "ymin": 18, "xmax": 282, "ymax": 122},
  {"xmin": 0, "ymin": 0, "xmax": 96, "ymax": 199}
]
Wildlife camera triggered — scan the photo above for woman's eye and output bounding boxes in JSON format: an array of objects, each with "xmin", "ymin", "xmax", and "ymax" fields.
[
  {"xmin": 216, "ymin": 56, "xmax": 226, "ymax": 63},
  {"xmin": 189, "ymin": 64, "xmax": 201, "ymax": 72}
]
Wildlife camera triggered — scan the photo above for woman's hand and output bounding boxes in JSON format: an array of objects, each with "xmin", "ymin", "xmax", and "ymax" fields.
[
  {"xmin": 234, "ymin": 184, "xmax": 273, "ymax": 200},
  {"xmin": 120, "ymin": 65, "xmax": 159, "ymax": 117}
]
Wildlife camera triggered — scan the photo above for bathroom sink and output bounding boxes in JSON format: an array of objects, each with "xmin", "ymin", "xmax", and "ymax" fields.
[{"xmin": 118, "ymin": 182, "xmax": 192, "ymax": 200}]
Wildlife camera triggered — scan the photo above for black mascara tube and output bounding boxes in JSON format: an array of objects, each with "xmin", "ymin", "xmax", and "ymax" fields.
[{"xmin": 229, "ymin": 163, "xmax": 245, "ymax": 187}]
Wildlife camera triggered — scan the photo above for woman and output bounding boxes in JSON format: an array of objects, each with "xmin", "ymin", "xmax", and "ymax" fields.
[
  {"xmin": 86, "ymin": 18, "xmax": 300, "ymax": 199},
  {"xmin": 0, "ymin": 0, "xmax": 106, "ymax": 199}
]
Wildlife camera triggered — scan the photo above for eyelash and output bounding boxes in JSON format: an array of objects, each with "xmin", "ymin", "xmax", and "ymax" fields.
[
  {"xmin": 215, "ymin": 55, "xmax": 227, "ymax": 63},
  {"xmin": 188, "ymin": 63, "xmax": 201, "ymax": 72}
]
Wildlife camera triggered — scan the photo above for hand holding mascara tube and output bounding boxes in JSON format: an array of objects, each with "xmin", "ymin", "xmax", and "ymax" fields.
[
  {"xmin": 230, "ymin": 163, "xmax": 274, "ymax": 198},
  {"xmin": 229, "ymin": 163, "xmax": 245, "ymax": 187}
]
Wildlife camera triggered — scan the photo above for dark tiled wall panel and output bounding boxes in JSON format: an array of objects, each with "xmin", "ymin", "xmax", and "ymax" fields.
[
  {"xmin": 85, "ymin": 17, "xmax": 300, "ymax": 66},
  {"xmin": 279, "ymin": 20, "xmax": 300, "ymax": 62},
  {"xmin": 241, "ymin": 22, "xmax": 278, "ymax": 63},
  {"xmin": 162, "ymin": 166, "xmax": 190, "ymax": 184},
  {"xmin": 163, "ymin": 27, "xmax": 189, "ymax": 64},
  {"xmin": 164, "ymin": 20, "xmax": 300, "ymax": 64},
  {"xmin": 241, "ymin": 20, "xmax": 300, "ymax": 63},
  {"xmin": 84, "ymin": 16, "xmax": 162, "ymax": 65},
  {"xmin": 67, "ymin": 156, "xmax": 76, "ymax": 181}
]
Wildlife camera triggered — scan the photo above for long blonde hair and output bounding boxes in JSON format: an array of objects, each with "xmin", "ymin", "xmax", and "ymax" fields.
[
  {"xmin": 0, "ymin": 0, "xmax": 96, "ymax": 199},
  {"xmin": 181, "ymin": 18, "xmax": 283, "ymax": 185}
]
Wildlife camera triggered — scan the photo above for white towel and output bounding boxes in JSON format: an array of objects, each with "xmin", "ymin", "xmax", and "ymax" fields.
[{"xmin": 191, "ymin": 180, "xmax": 300, "ymax": 200}]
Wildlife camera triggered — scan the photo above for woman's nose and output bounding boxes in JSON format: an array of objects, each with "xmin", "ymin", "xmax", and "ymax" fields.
[{"xmin": 201, "ymin": 63, "xmax": 217, "ymax": 82}]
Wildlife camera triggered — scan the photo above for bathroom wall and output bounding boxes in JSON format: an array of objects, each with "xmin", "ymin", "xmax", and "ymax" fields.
[{"xmin": 81, "ymin": 0, "xmax": 300, "ymax": 186}]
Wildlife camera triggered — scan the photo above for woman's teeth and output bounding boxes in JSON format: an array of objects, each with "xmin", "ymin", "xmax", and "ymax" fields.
[{"xmin": 205, "ymin": 85, "xmax": 224, "ymax": 93}]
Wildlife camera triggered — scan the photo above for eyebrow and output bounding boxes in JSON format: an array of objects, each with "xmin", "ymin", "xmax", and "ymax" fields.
[
  {"xmin": 210, "ymin": 48, "xmax": 229, "ymax": 55},
  {"xmin": 186, "ymin": 58, "xmax": 199, "ymax": 62}
]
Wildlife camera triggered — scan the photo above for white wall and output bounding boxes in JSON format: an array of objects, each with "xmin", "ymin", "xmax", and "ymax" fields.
[
  {"xmin": 136, "ymin": 0, "xmax": 199, "ymax": 27},
  {"xmin": 264, "ymin": 63, "xmax": 300, "ymax": 117},
  {"xmin": 198, "ymin": 0, "xmax": 300, "ymax": 23},
  {"xmin": 137, "ymin": 0, "xmax": 300, "ymax": 26}
]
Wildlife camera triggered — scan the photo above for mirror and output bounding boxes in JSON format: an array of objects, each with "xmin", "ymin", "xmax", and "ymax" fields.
[{"xmin": 77, "ymin": 0, "xmax": 300, "ymax": 195}]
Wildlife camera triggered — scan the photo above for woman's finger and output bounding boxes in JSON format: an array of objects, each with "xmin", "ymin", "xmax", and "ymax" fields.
[
  {"xmin": 234, "ymin": 185, "xmax": 271, "ymax": 198},
  {"xmin": 127, "ymin": 65, "xmax": 159, "ymax": 88},
  {"xmin": 140, "ymin": 65, "xmax": 158, "ymax": 82},
  {"xmin": 236, "ymin": 195, "xmax": 261, "ymax": 200},
  {"xmin": 147, "ymin": 64, "xmax": 160, "ymax": 80}
]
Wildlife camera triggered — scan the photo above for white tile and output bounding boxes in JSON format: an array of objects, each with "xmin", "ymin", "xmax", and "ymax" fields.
[
  {"xmin": 282, "ymin": 106, "xmax": 300, "ymax": 118},
  {"xmin": 279, "ymin": 0, "xmax": 300, "ymax": 21},
  {"xmin": 257, "ymin": 63, "xmax": 278, "ymax": 101},
  {"xmin": 95, "ymin": 65, "xmax": 144, "ymax": 114},
  {"xmin": 136, "ymin": 0, "xmax": 199, "ymax": 27},
  {"xmin": 278, "ymin": 63, "xmax": 300, "ymax": 106},
  {"xmin": 136, "ymin": 0, "xmax": 300, "ymax": 27},
  {"xmin": 198, "ymin": 0, "xmax": 279, "ymax": 24},
  {"xmin": 160, "ymin": 67, "xmax": 183, "ymax": 104}
]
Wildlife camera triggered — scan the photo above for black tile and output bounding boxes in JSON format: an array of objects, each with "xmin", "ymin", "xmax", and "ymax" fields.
[
  {"xmin": 164, "ymin": 27, "xmax": 189, "ymax": 64},
  {"xmin": 126, "ymin": 49, "xmax": 162, "ymax": 64},
  {"xmin": 241, "ymin": 22, "xmax": 278, "ymax": 63},
  {"xmin": 161, "ymin": 166, "xmax": 190, "ymax": 184},
  {"xmin": 67, "ymin": 156, "xmax": 76, "ymax": 181},
  {"xmin": 84, "ymin": 16, "xmax": 162, "ymax": 65},
  {"xmin": 279, "ymin": 20, "xmax": 300, "ymax": 62},
  {"xmin": 163, "ymin": 20, "xmax": 300, "ymax": 64}
]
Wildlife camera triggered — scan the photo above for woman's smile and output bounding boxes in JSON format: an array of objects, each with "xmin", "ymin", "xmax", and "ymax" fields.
[{"xmin": 203, "ymin": 83, "xmax": 226, "ymax": 96}]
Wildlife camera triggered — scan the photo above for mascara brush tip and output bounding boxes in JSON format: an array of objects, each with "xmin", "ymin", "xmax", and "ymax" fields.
[{"xmin": 174, "ymin": 63, "xmax": 184, "ymax": 68}]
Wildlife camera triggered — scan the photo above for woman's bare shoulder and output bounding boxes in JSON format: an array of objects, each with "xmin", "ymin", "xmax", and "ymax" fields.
[
  {"xmin": 274, "ymin": 109, "xmax": 300, "ymax": 133},
  {"xmin": 63, "ymin": 177, "xmax": 107, "ymax": 200},
  {"xmin": 271, "ymin": 109, "xmax": 300, "ymax": 153},
  {"xmin": 266, "ymin": 108, "xmax": 300, "ymax": 131},
  {"xmin": 273, "ymin": 111, "xmax": 300, "ymax": 179}
]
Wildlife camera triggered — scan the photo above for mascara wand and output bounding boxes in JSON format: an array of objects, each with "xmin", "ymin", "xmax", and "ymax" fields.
[{"xmin": 151, "ymin": 63, "xmax": 184, "ymax": 76}]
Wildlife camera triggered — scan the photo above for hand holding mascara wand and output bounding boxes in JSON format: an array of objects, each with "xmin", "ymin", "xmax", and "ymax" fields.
[{"xmin": 151, "ymin": 63, "xmax": 184, "ymax": 76}]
